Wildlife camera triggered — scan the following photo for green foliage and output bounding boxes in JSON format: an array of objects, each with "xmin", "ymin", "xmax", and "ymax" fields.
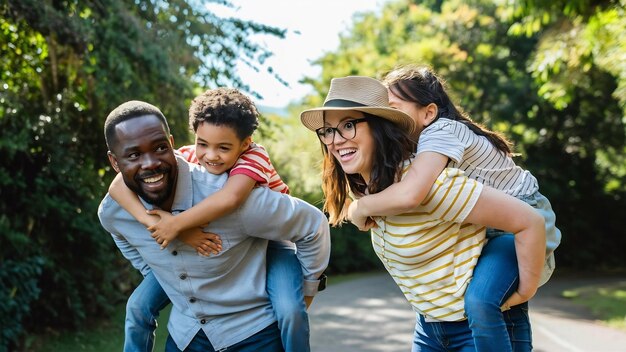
[
  {"xmin": 563, "ymin": 280, "xmax": 626, "ymax": 330},
  {"xmin": 326, "ymin": 225, "xmax": 384, "ymax": 274},
  {"xmin": 0, "ymin": 0, "xmax": 284, "ymax": 349},
  {"xmin": 298, "ymin": 0, "xmax": 626, "ymax": 272}
]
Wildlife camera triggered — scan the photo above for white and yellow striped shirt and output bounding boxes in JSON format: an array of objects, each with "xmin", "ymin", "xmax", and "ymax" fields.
[{"xmin": 370, "ymin": 166, "xmax": 485, "ymax": 322}]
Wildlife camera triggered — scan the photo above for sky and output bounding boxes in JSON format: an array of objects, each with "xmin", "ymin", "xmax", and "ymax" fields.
[{"xmin": 208, "ymin": 0, "xmax": 389, "ymax": 108}]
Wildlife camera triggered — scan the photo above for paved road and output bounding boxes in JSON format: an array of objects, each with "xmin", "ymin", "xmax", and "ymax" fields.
[{"xmin": 309, "ymin": 272, "xmax": 626, "ymax": 352}]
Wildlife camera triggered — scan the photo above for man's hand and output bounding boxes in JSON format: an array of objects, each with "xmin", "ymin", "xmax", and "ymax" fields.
[{"xmin": 304, "ymin": 296, "xmax": 314, "ymax": 309}]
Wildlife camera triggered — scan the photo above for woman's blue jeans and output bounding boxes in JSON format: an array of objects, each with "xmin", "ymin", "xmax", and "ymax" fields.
[
  {"xmin": 411, "ymin": 303, "xmax": 531, "ymax": 352},
  {"xmin": 124, "ymin": 270, "xmax": 170, "ymax": 352},
  {"xmin": 463, "ymin": 234, "xmax": 533, "ymax": 352}
]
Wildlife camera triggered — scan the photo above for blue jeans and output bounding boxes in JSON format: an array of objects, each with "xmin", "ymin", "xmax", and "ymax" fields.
[
  {"xmin": 412, "ymin": 304, "xmax": 531, "ymax": 352},
  {"xmin": 165, "ymin": 322, "xmax": 284, "ymax": 352},
  {"xmin": 464, "ymin": 234, "xmax": 532, "ymax": 352},
  {"xmin": 266, "ymin": 244, "xmax": 310, "ymax": 352},
  {"xmin": 412, "ymin": 314, "xmax": 475, "ymax": 352},
  {"xmin": 124, "ymin": 270, "xmax": 170, "ymax": 352}
]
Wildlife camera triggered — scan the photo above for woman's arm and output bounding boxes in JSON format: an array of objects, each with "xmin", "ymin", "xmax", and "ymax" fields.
[
  {"xmin": 109, "ymin": 173, "xmax": 159, "ymax": 227},
  {"xmin": 464, "ymin": 186, "xmax": 546, "ymax": 305},
  {"xmin": 348, "ymin": 152, "xmax": 448, "ymax": 230},
  {"xmin": 149, "ymin": 174, "xmax": 256, "ymax": 247}
]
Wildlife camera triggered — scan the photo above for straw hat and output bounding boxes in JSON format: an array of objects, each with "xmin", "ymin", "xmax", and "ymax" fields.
[{"xmin": 300, "ymin": 76, "xmax": 416, "ymax": 136}]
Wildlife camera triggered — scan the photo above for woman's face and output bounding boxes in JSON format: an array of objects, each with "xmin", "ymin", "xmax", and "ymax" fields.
[
  {"xmin": 388, "ymin": 89, "xmax": 430, "ymax": 135},
  {"xmin": 323, "ymin": 110, "xmax": 375, "ymax": 182}
]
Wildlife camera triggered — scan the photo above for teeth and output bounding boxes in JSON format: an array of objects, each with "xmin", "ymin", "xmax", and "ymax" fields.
[
  {"xmin": 144, "ymin": 174, "xmax": 164, "ymax": 183},
  {"xmin": 338, "ymin": 148, "xmax": 356, "ymax": 156}
]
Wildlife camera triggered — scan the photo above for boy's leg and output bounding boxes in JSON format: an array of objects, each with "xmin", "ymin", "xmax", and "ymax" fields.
[
  {"xmin": 266, "ymin": 243, "xmax": 310, "ymax": 352},
  {"xmin": 464, "ymin": 234, "xmax": 520, "ymax": 352},
  {"xmin": 125, "ymin": 270, "xmax": 171, "ymax": 352}
]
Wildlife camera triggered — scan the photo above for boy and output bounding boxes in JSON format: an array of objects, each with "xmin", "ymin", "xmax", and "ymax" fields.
[{"xmin": 109, "ymin": 88, "xmax": 316, "ymax": 352}]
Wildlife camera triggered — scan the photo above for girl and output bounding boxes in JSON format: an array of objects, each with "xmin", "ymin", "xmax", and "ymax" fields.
[
  {"xmin": 348, "ymin": 66, "xmax": 561, "ymax": 351},
  {"xmin": 300, "ymin": 75, "xmax": 546, "ymax": 351}
]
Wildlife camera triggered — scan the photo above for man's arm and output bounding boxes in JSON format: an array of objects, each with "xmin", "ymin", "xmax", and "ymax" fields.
[
  {"xmin": 99, "ymin": 196, "xmax": 151, "ymax": 276},
  {"xmin": 239, "ymin": 188, "xmax": 331, "ymax": 297}
]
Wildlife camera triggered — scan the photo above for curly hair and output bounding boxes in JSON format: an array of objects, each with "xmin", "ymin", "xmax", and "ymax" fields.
[{"xmin": 188, "ymin": 88, "xmax": 259, "ymax": 140}]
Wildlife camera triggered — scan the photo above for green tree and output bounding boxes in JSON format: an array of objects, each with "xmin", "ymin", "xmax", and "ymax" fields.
[
  {"xmin": 300, "ymin": 0, "xmax": 626, "ymax": 271},
  {"xmin": 0, "ymin": 0, "xmax": 284, "ymax": 349}
]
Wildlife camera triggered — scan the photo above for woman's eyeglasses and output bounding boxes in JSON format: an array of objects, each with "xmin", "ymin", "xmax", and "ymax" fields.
[{"xmin": 315, "ymin": 118, "xmax": 367, "ymax": 145}]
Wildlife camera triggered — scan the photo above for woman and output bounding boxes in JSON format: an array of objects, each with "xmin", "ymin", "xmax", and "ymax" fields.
[
  {"xmin": 300, "ymin": 76, "xmax": 545, "ymax": 351},
  {"xmin": 347, "ymin": 65, "xmax": 561, "ymax": 352}
]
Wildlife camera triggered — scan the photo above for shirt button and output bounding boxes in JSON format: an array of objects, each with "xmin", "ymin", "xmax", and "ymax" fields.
[
  {"xmin": 172, "ymin": 250, "xmax": 178, "ymax": 256},
  {"xmin": 189, "ymin": 297, "xmax": 196, "ymax": 303},
  {"xmin": 179, "ymin": 273, "xmax": 187, "ymax": 280},
  {"xmin": 200, "ymin": 319, "xmax": 206, "ymax": 324}
]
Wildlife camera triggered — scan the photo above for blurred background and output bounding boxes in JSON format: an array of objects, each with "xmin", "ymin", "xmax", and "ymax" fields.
[{"xmin": 1, "ymin": 0, "xmax": 625, "ymax": 350}]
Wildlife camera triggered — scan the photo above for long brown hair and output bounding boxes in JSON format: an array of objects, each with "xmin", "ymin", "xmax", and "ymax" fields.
[
  {"xmin": 383, "ymin": 65, "xmax": 512, "ymax": 154},
  {"xmin": 321, "ymin": 113, "xmax": 416, "ymax": 226}
]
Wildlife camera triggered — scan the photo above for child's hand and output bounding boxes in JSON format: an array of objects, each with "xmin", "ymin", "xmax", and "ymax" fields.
[
  {"xmin": 178, "ymin": 227, "xmax": 222, "ymax": 256},
  {"xmin": 347, "ymin": 200, "xmax": 377, "ymax": 231},
  {"xmin": 142, "ymin": 213, "xmax": 161, "ymax": 229},
  {"xmin": 147, "ymin": 209, "xmax": 181, "ymax": 249}
]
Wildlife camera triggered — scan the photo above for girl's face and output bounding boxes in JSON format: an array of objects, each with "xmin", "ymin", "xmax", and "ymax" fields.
[
  {"xmin": 195, "ymin": 122, "xmax": 250, "ymax": 175},
  {"xmin": 388, "ymin": 89, "xmax": 433, "ymax": 135},
  {"xmin": 323, "ymin": 110, "xmax": 375, "ymax": 182}
]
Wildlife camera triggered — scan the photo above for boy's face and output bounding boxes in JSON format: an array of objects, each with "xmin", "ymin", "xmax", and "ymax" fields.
[{"xmin": 195, "ymin": 122, "xmax": 251, "ymax": 175}]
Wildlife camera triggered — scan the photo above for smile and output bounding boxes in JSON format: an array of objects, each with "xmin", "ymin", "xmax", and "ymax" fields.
[
  {"xmin": 143, "ymin": 174, "xmax": 164, "ymax": 183},
  {"xmin": 338, "ymin": 148, "xmax": 357, "ymax": 156}
]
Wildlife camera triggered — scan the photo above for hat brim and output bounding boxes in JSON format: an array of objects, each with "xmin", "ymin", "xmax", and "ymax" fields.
[{"xmin": 300, "ymin": 106, "xmax": 417, "ymax": 138}]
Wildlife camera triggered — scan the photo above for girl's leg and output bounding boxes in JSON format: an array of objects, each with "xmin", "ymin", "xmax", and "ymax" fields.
[
  {"xmin": 266, "ymin": 243, "xmax": 310, "ymax": 352},
  {"xmin": 125, "ymin": 270, "xmax": 171, "ymax": 352},
  {"xmin": 464, "ymin": 234, "xmax": 520, "ymax": 352}
]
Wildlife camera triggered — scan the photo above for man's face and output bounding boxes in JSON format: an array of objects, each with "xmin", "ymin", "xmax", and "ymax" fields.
[{"xmin": 108, "ymin": 115, "xmax": 177, "ymax": 209}]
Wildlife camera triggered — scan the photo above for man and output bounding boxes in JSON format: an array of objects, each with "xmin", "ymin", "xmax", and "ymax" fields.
[{"xmin": 98, "ymin": 100, "xmax": 330, "ymax": 351}]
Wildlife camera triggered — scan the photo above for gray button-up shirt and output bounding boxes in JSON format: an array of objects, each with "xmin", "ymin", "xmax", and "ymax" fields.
[{"xmin": 98, "ymin": 157, "xmax": 331, "ymax": 350}]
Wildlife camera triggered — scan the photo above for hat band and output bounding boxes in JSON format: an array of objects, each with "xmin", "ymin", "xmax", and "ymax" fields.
[{"xmin": 323, "ymin": 99, "xmax": 367, "ymax": 108}]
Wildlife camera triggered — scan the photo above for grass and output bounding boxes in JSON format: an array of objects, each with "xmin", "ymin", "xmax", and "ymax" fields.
[
  {"xmin": 28, "ymin": 272, "xmax": 369, "ymax": 352},
  {"xmin": 29, "ymin": 304, "xmax": 172, "ymax": 352},
  {"xmin": 562, "ymin": 281, "xmax": 626, "ymax": 330}
]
